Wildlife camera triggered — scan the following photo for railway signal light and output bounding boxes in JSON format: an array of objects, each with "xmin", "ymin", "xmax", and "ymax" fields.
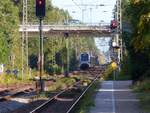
[
  {"xmin": 36, "ymin": 0, "xmax": 45, "ymax": 18},
  {"xmin": 111, "ymin": 62, "xmax": 117, "ymax": 70},
  {"xmin": 110, "ymin": 20, "xmax": 117, "ymax": 29}
]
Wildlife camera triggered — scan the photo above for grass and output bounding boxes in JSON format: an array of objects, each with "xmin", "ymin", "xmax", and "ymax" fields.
[
  {"xmin": 102, "ymin": 66, "xmax": 131, "ymax": 81},
  {"xmin": 48, "ymin": 77, "xmax": 77, "ymax": 91},
  {"xmin": 138, "ymin": 92, "xmax": 150, "ymax": 113},
  {"xmin": 133, "ymin": 80, "xmax": 150, "ymax": 92},
  {"xmin": 100, "ymin": 63, "xmax": 132, "ymax": 81},
  {"xmin": 73, "ymin": 80, "xmax": 100, "ymax": 113},
  {"xmin": 0, "ymin": 74, "xmax": 32, "ymax": 86},
  {"xmin": 132, "ymin": 80, "xmax": 150, "ymax": 113},
  {"xmin": 48, "ymin": 74, "xmax": 93, "ymax": 91}
]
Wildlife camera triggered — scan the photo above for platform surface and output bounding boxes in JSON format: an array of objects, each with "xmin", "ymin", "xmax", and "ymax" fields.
[{"xmin": 89, "ymin": 80, "xmax": 143, "ymax": 113}]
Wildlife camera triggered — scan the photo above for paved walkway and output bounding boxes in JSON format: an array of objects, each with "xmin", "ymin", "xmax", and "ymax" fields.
[{"xmin": 89, "ymin": 81, "xmax": 143, "ymax": 113}]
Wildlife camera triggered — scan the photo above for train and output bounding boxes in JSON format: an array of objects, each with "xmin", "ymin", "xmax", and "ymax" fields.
[
  {"xmin": 79, "ymin": 52, "xmax": 99, "ymax": 70},
  {"xmin": 64, "ymin": 19, "xmax": 81, "ymax": 25}
]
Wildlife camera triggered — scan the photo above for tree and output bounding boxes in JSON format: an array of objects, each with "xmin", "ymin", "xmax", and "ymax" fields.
[
  {"xmin": 122, "ymin": 0, "xmax": 150, "ymax": 81},
  {"xmin": 0, "ymin": 0, "xmax": 20, "ymax": 70}
]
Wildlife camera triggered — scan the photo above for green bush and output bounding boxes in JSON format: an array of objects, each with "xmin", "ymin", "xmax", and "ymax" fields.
[
  {"xmin": 48, "ymin": 77, "xmax": 76, "ymax": 91},
  {"xmin": 102, "ymin": 65, "xmax": 114, "ymax": 80},
  {"xmin": 0, "ymin": 74, "xmax": 31, "ymax": 86},
  {"xmin": 73, "ymin": 81, "xmax": 100, "ymax": 113},
  {"xmin": 133, "ymin": 80, "xmax": 150, "ymax": 92},
  {"xmin": 133, "ymin": 80, "xmax": 150, "ymax": 113},
  {"xmin": 138, "ymin": 92, "xmax": 150, "ymax": 113}
]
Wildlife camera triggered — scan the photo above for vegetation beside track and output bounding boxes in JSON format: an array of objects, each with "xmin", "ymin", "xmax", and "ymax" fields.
[
  {"xmin": 101, "ymin": 63, "xmax": 131, "ymax": 81},
  {"xmin": 101, "ymin": 65, "xmax": 113, "ymax": 80},
  {"xmin": 72, "ymin": 80, "xmax": 100, "ymax": 113},
  {"xmin": 47, "ymin": 74, "xmax": 92, "ymax": 91},
  {"xmin": 132, "ymin": 80, "xmax": 150, "ymax": 113},
  {"xmin": 48, "ymin": 77, "xmax": 77, "ymax": 91},
  {"xmin": 0, "ymin": 74, "xmax": 32, "ymax": 86},
  {"xmin": 121, "ymin": 0, "xmax": 150, "ymax": 112}
]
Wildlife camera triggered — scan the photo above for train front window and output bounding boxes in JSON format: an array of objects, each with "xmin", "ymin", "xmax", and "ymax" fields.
[{"xmin": 81, "ymin": 54, "xmax": 89, "ymax": 61}]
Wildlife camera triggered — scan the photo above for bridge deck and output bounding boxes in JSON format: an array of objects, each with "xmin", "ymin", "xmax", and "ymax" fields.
[{"xmin": 19, "ymin": 25, "xmax": 113, "ymax": 37}]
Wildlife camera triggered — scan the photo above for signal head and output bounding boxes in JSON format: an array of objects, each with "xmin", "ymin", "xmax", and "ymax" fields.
[{"xmin": 36, "ymin": 0, "xmax": 46, "ymax": 18}]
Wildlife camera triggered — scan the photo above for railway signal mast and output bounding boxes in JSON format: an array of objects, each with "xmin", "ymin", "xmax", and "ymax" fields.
[
  {"xmin": 36, "ymin": 0, "xmax": 46, "ymax": 92},
  {"xmin": 116, "ymin": 0, "xmax": 123, "ymax": 66},
  {"xmin": 112, "ymin": 0, "xmax": 122, "ymax": 70}
]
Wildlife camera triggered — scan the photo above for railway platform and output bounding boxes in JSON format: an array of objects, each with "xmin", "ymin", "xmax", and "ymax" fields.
[{"xmin": 89, "ymin": 80, "xmax": 143, "ymax": 113}]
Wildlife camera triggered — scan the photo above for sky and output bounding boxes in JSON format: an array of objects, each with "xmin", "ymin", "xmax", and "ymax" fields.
[{"xmin": 52, "ymin": 0, "xmax": 116, "ymax": 23}]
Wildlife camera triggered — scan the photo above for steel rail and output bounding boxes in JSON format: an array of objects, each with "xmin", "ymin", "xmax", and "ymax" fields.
[
  {"xmin": 0, "ymin": 87, "xmax": 35, "ymax": 102},
  {"xmin": 29, "ymin": 71, "xmax": 100, "ymax": 113},
  {"xmin": 30, "ymin": 90, "xmax": 66, "ymax": 113},
  {"xmin": 30, "ymin": 81, "xmax": 81, "ymax": 113},
  {"xmin": 66, "ymin": 76, "xmax": 99, "ymax": 113}
]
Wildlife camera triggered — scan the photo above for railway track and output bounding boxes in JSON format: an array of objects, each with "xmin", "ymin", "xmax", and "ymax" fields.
[
  {"xmin": 0, "ymin": 80, "xmax": 55, "ymax": 103},
  {"xmin": 29, "ymin": 76, "xmax": 99, "ymax": 113},
  {"xmin": 0, "ymin": 67, "xmax": 104, "ymax": 113},
  {"xmin": 0, "ymin": 87, "xmax": 35, "ymax": 102}
]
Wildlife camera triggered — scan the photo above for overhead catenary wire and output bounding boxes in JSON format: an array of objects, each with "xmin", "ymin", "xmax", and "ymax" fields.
[{"xmin": 71, "ymin": 0, "xmax": 82, "ymax": 9}]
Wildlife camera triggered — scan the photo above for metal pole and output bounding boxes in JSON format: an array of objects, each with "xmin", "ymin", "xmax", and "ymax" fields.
[
  {"xmin": 67, "ymin": 12, "xmax": 69, "ymax": 24},
  {"xmin": 64, "ymin": 33, "xmax": 69, "ymax": 77},
  {"xmin": 67, "ymin": 37, "xmax": 69, "ymax": 76},
  {"xmin": 53, "ymin": 37, "xmax": 56, "ymax": 75},
  {"xmin": 82, "ymin": 9, "xmax": 84, "ymax": 23},
  {"xmin": 39, "ymin": 18, "xmax": 44, "ymax": 92},
  {"xmin": 113, "ymin": 70, "xmax": 116, "ymax": 81},
  {"xmin": 90, "ymin": 8, "xmax": 92, "ymax": 24},
  {"xmin": 81, "ymin": 0, "xmax": 84, "ymax": 22},
  {"xmin": 25, "ymin": 0, "xmax": 29, "ymax": 76},
  {"xmin": 120, "ymin": 0, "xmax": 123, "ymax": 61},
  {"xmin": 21, "ymin": 32, "xmax": 24, "ymax": 80},
  {"xmin": 22, "ymin": 0, "xmax": 25, "ymax": 79},
  {"xmin": 22, "ymin": 0, "xmax": 28, "ymax": 78}
]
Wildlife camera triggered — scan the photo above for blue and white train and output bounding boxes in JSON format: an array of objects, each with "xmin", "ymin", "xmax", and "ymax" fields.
[
  {"xmin": 79, "ymin": 53, "xmax": 90, "ymax": 70},
  {"xmin": 79, "ymin": 52, "xmax": 99, "ymax": 70}
]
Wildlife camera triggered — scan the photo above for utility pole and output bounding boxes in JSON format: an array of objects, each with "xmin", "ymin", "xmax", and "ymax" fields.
[
  {"xmin": 22, "ymin": 0, "xmax": 28, "ymax": 78},
  {"xmin": 113, "ymin": 0, "xmax": 122, "ymax": 71},
  {"xmin": 113, "ymin": 0, "xmax": 122, "ymax": 66},
  {"xmin": 90, "ymin": 8, "xmax": 92, "ymax": 24},
  {"xmin": 82, "ymin": 9, "xmax": 84, "ymax": 22},
  {"xmin": 117, "ymin": 0, "xmax": 123, "ymax": 62},
  {"xmin": 64, "ymin": 32, "xmax": 69, "ymax": 77},
  {"xmin": 81, "ymin": 0, "xmax": 84, "ymax": 23}
]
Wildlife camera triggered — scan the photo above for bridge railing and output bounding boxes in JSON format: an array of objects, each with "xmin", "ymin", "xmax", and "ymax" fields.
[
  {"xmin": 19, "ymin": 23, "xmax": 111, "ymax": 32},
  {"xmin": 25, "ymin": 22, "xmax": 110, "ymax": 26}
]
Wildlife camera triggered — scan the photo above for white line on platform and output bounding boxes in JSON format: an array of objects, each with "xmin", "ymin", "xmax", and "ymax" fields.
[
  {"xmin": 96, "ymin": 112, "xmax": 116, "ymax": 113},
  {"xmin": 96, "ymin": 98, "xmax": 140, "ymax": 102},
  {"xmin": 98, "ymin": 89, "xmax": 132, "ymax": 92},
  {"xmin": 112, "ymin": 81, "xmax": 116, "ymax": 113}
]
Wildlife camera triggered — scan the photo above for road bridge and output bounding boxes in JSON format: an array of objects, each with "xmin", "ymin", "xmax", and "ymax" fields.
[{"xmin": 19, "ymin": 24, "xmax": 113, "ymax": 37}]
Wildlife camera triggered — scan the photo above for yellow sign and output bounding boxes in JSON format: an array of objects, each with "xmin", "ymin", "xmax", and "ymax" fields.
[{"xmin": 111, "ymin": 62, "xmax": 117, "ymax": 69}]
